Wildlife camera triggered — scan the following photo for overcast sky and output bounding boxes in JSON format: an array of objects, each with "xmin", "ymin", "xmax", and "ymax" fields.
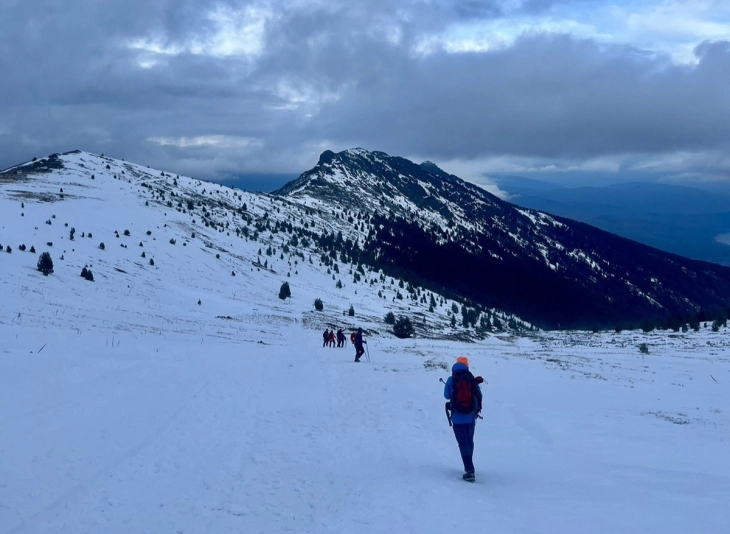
[{"xmin": 1, "ymin": 0, "xmax": 729, "ymax": 189}]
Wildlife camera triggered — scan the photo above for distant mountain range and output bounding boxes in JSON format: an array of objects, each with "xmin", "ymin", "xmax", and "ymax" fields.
[{"xmin": 494, "ymin": 178, "xmax": 730, "ymax": 266}]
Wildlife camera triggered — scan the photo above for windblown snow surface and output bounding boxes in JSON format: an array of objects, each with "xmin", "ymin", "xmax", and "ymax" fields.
[{"xmin": 1, "ymin": 152, "xmax": 728, "ymax": 533}]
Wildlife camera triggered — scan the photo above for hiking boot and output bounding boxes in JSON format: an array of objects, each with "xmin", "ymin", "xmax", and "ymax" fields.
[{"xmin": 462, "ymin": 472, "xmax": 475, "ymax": 482}]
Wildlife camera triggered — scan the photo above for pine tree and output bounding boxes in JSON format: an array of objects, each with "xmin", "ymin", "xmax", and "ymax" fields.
[
  {"xmin": 37, "ymin": 252, "xmax": 54, "ymax": 276},
  {"xmin": 279, "ymin": 281, "xmax": 291, "ymax": 300},
  {"xmin": 80, "ymin": 267, "xmax": 94, "ymax": 282},
  {"xmin": 393, "ymin": 316, "xmax": 415, "ymax": 338}
]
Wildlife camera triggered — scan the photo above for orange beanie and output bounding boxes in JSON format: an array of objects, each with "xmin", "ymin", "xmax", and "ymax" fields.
[{"xmin": 456, "ymin": 356, "xmax": 470, "ymax": 367}]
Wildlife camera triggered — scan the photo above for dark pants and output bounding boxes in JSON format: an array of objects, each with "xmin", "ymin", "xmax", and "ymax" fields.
[
  {"xmin": 355, "ymin": 343, "xmax": 365, "ymax": 360},
  {"xmin": 452, "ymin": 422, "xmax": 476, "ymax": 473}
]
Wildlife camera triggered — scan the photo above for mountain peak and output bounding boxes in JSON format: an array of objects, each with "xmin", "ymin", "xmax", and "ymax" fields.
[
  {"xmin": 274, "ymin": 148, "xmax": 502, "ymax": 224},
  {"xmin": 317, "ymin": 150, "xmax": 337, "ymax": 166},
  {"xmin": 340, "ymin": 147, "xmax": 372, "ymax": 157},
  {"xmin": 316, "ymin": 148, "xmax": 381, "ymax": 167},
  {"xmin": 419, "ymin": 160, "xmax": 443, "ymax": 174}
]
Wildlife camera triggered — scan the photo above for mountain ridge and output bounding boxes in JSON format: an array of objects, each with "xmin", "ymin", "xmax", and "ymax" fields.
[
  {"xmin": 273, "ymin": 148, "xmax": 730, "ymax": 329},
  {"xmin": 4, "ymin": 148, "xmax": 730, "ymax": 331},
  {"xmin": 0, "ymin": 149, "xmax": 532, "ymax": 343}
]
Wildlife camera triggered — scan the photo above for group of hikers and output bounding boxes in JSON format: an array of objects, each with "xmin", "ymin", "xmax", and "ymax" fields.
[
  {"xmin": 322, "ymin": 328, "xmax": 347, "ymax": 348},
  {"xmin": 321, "ymin": 326, "xmax": 482, "ymax": 480},
  {"xmin": 322, "ymin": 327, "xmax": 368, "ymax": 362}
]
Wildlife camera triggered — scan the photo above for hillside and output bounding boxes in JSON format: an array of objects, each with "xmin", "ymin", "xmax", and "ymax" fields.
[
  {"xmin": 275, "ymin": 149, "xmax": 730, "ymax": 330},
  {"xmin": 0, "ymin": 150, "xmax": 527, "ymax": 340},
  {"xmin": 5, "ymin": 149, "xmax": 730, "ymax": 333},
  {"xmin": 1, "ymin": 151, "xmax": 729, "ymax": 533}
]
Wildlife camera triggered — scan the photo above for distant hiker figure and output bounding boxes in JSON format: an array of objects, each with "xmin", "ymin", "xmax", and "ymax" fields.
[
  {"xmin": 443, "ymin": 356, "xmax": 483, "ymax": 482},
  {"xmin": 323, "ymin": 329, "xmax": 330, "ymax": 348},
  {"xmin": 329, "ymin": 330, "xmax": 336, "ymax": 347},
  {"xmin": 336, "ymin": 328, "xmax": 345, "ymax": 348},
  {"xmin": 353, "ymin": 327, "xmax": 366, "ymax": 362}
]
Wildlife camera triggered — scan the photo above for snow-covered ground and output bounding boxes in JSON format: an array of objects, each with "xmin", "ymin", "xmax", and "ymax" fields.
[{"xmin": 1, "ymin": 152, "xmax": 728, "ymax": 533}]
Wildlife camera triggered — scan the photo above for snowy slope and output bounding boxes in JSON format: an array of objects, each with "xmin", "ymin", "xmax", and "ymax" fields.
[
  {"xmin": 1, "ymin": 151, "xmax": 729, "ymax": 533},
  {"xmin": 274, "ymin": 148, "xmax": 730, "ymax": 330},
  {"xmin": 1, "ymin": 150, "xmax": 514, "ymax": 338}
]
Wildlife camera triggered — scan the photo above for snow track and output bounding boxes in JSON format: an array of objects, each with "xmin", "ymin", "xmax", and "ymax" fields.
[{"xmin": 2, "ymin": 323, "xmax": 729, "ymax": 533}]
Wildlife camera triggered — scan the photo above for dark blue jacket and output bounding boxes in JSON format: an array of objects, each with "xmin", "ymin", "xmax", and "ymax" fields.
[
  {"xmin": 354, "ymin": 329, "xmax": 365, "ymax": 347},
  {"xmin": 443, "ymin": 362, "xmax": 481, "ymax": 424}
]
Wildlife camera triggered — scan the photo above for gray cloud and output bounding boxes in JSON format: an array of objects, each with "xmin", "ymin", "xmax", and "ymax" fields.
[
  {"xmin": 1, "ymin": 0, "xmax": 729, "ymax": 187},
  {"xmin": 316, "ymin": 36, "xmax": 730, "ymax": 159},
  {"xmin": 518, "ymin": 0, "xmax": 591, "ymax": 14}
]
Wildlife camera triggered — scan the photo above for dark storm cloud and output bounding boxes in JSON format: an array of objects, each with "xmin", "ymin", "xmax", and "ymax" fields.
[
  {"xmin": 449, "ymin": 0, "xmax": 504, "ymax": 18},
  {"xmin": 1, "ymin": 0, "xmax": 729, "ymax": 183},
  {"xmin": 311, "ymin": 35, "xmax": 730, "ymax": 161},
  {"xmin": 518, "ymin": 0, "xmax": 590, "ymax": 14}
]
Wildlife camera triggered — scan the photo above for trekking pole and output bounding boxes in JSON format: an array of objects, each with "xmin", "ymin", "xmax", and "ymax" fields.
[
  {"xmin": 365, "ymin": 343, "xmax": 371, "ymax": 362},
  {"xmin": 439, "ymin": 378, "xmax": 452, "ymax": 426}
]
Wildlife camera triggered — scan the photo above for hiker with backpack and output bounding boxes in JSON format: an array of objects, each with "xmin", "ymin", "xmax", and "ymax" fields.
[
  {"xmin": 353, "ymin": 327, "xmax": 366, "ymax": 362},
  {"xmin": 322, "ymin": 329, "xmax": 330, "ymax": 347},
  {"xmin": 336, "ymin": 328, "xmax": 345, "ymax": 347},
  {"xmin": 443, "ymin": 356, "xmax": 484, "ymax": 482}
]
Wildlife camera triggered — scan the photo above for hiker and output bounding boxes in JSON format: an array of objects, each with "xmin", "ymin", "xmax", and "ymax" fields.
[
  {"xmin": 329, "ymin": 330, "xmax": 336, "ymax": 347},
  {"xmin": 354, "ymin": 327, "xmax": 366, "ymax": 362},
  {"xmin": 336, "ymin": 328, "xmax": 345, "ymax": 347},
  {"xmin": 443, "ymin": 356, "xmax": 483, "ymax": 482},
  {"xmin": 322, "ymin": 329, "xmax": 330, "ymax": 347}
]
